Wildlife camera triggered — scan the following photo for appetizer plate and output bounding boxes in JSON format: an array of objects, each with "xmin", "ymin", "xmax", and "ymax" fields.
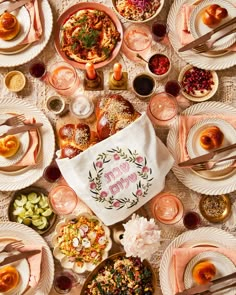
[
  {"xmin": 111, "ymin": 0, "xmax": 164, "ymax": 23},
  {"xmin": 52, "ymin": 213, "xmax": 112, "ymax": 273},
  {"xmin": 184, "ymin": 251, "xmax": 236, "ymax": 295},
  {"xmin": 167, "ymin": 101, "xmax": 236, "ymax": 195},
  {"xmin": 0, "ymin": 3, "xmax": 30, "ymax": 49},
  {"xmin": 0, "ymin": 251, "xmax": 30, "ymax": 295},
  {"xmin": 160, "ymin": 227, "xmax": 236, "ymax": 295},
  {"xmin": 81, "ymin": 252, "xmax": 156, "ymax": 294},
  {"xmin": 167, "ymin": 0, "xmax": 236, "ymax": 70},
  {"xmin": 190, "ymin": 0, "xmax": 236, "ymax": 51},
  {"xmin": 186, "ymin": 118, "xmax": 236, "ymax": 171},
  {"xmin": 54, "ymin": 2, "xmax": 123, "ymax": 70},
  {"xmin": 178, "ymin": 65, "xmax": 219, "ymax": 102}
]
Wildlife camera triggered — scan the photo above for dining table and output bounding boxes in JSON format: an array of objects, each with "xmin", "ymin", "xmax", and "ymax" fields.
[{"xmin": 1, "ymin": 0, "xmax": 236, "ymax": 294}]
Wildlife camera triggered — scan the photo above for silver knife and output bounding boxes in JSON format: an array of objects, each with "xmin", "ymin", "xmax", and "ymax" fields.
[
  {"xmin": 0, "ymin": 250, "xmax": 41, "ymax": 267},
  {"xmin": 175, "ymin": 271, "xmax": 236, "ymax": 295},
  {"xmin": 0, "ymin": 123, "xmax": 43, "ymax": 138},
  {"xmin": 178, "ymin": 16, "xmax": 236, "ymax": 52},
  {"xmin": 178, "ymin": 143, "xmax": 236, "ymax": 167},
  {"xmin": 0, "ymin": 0, "xmax": 31, "ymax": 15}
]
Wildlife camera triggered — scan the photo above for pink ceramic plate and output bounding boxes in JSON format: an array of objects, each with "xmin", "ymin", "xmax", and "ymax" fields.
[{"xmin": 54, "ymin": 2, "xmax": 123, "ymax": 70}]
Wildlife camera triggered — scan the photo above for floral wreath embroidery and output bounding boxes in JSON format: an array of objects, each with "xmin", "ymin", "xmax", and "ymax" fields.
[{"xmin": 88, "ymin": 147, "xmax": 153, "ymax": 210}]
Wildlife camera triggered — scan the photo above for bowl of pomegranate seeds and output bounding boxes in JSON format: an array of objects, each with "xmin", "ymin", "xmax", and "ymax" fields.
[
  {"xmin": 178, "ymin": 65, "xmax": 219, "ymax": 102},
  {"xmin": 146, "ymin": 53, "xmax": 171, "ymax": 80}
]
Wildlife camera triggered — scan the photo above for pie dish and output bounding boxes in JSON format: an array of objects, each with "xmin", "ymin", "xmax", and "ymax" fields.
[
  {"xmin": 54, "ymin": 2, "xmax": 123, "ymax": 70},
  {"xmin": 52, "ymin": 213, "xmax": 112, "ymax": 273}
]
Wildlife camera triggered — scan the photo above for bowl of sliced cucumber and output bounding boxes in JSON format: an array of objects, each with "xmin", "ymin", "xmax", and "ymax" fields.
[{"xmin": 8, "ymin": 186, "xmax": 57, "ymax": 235}]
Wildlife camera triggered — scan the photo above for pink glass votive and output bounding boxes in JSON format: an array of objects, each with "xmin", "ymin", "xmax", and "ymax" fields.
[
  {"xmin": 151, "ymin": 192, "xmax": 184, "ymax": 225},
  {"xmin": 122, "ymin": 24, "xmax": 152, "ymax": 62},
  {"xmin": 147, "ymin": 92, "xmax": 178, "ymax": 127},
  {"xmin": 49, "ymin": 185, "xmax": 78, "ymax": 215}
]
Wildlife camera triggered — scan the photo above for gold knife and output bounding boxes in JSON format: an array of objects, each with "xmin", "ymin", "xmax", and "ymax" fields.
[
  {"xmin": 0, "ymin": 123, "xmax": 43, "ymax": 138},
  {"xmin": 178, "ymin": 16, "xmax": 236, "ymax": 52},
  {"xmin": 178, "ymin": 143, "xmax": 236, "ymax": 167},
  {"xmin": 0, "ymin": 250, "xmax": 41, "ymax": 267}
]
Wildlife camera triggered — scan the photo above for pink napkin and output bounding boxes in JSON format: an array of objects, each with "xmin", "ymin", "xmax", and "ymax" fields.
[
  {"xmin": 15, "ymin": 118, "xmax": 40, "ymax": 166},
  {"xmin": 21, "ymin": 0, "xmax": 42, "ymax": 45},
  {"xmin": 173, "ymin": 247, "xmax": 236, "ymax": 293},
  {"xmin": 19, "ymin": 245, "xmax": 43, "ymax": 288},
  {"xmin": 178, "ymin": 114, "xmax": 236, "ymax": 162},
  {"xmin": 179, "ymin": 4, "xmax": 236, "ymax": 51}
]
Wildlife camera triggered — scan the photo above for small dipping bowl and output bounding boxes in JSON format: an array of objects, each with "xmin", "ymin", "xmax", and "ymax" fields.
[
  {"xmin": 46, "ymin": 95, "xmax": 66, "ymax": 115},
  {"xmin": 4, "ymin": 71, "xmax": 26, "ymax": 92},
  {"xmin": 69, "ymin": 94, "xmax": 94, "ymax": 119},
  {"xmin": 132, "ymin": 73, "xmax": 156, "ymax": 100},
  {"xmin": 146, "ymin": 53, "xmax": 171, "ymax": 80}
]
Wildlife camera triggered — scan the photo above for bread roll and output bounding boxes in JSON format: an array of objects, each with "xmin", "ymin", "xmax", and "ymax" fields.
[
  {"xmin": 202, "ymin": 5, "xmax": 228, "ymax": 26},
  {"xmin": 199, "ymin": 126, "xmax": 224, "ymax": 150},
  {"xmin": 96, "ymin": 94, "xmax": 140, "ymax": 140},
  {"xmin": 192, "ymin": 261, "xmax": 216, "ymax": 285},
  {"xmin": 0, "ymin": 265, "xmax": 19, "ymax": 292},
  {"xmin": 0, "ymin": 135, "xmax": 20, "ymax": 158},
  {"xmin": 0, "ymin": 12, "xmax": 20, "ymax": 41}
]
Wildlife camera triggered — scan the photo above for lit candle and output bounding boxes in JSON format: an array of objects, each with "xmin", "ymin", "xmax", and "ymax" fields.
[
  {"xmin": 85, "ymin": 62, "xmax": 96, "ymax": 80},
  {"xmin": 113, "ymin": 63, "xmax": 122, "ymax": 81}
]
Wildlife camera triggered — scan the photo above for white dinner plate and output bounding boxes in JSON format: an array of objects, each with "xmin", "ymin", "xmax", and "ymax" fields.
[
  {"xmin": 184, "ymin": 251, "xmax": 236, "ymax": 295},
  {"xmin": 167, "ymin": 0, "xmax": 236, "ymax": 70},
  {"xmin": 189, "ymin": 0, "xmax": 236, "ymax": 51},
  {"xmin": 160, "ymin": 227, "xmax": 236, "ymax": 295},
  {"xmin": 186, "ymin": 118, "xmax": 236, "ymax": 171},
  {"xmin": 167, "ymin": 101, "xmax": 236, "ymax": 195},
  {"xmin": 0, "ymin": 251, "xmax": 30, "ymax": 295},
  {"xmin": 0, "ymin": 0, "xmax": 53, "ymax": 67},
  {"xmin": 0, "ymin": 98, "xmax": 55, "ymax": 191},
  {"xmin": 0, "ymin": 222, "xmax": 54, "ymax": 295},
  {"xmin": 0, "ymin": 3, "xmax": 30, "ymax": 49}
]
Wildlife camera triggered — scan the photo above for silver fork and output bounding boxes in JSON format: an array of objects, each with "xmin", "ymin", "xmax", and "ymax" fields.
[
  {"xmin": 0, "ymin": 114, "xmax": 25, "ymax": 126},
  {"xmin": 0, "ymin": 240, "xmax": 24, "ymax": 253},
  {"xmin": 194, "ymin": 27, "xmax": 236, "ymax": 53},
  {"xmin": 193, "ymin": 155, "xmax": 236, "ymax": 171}
]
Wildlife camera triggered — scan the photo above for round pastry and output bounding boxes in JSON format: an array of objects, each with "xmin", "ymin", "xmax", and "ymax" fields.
[
  {"xmin": 96, "ymin": 94, "xmax": 140, "ymax": 140},
  {"xmin": 0, "ymin": 265, "xmax": 19, "ymax": 292},
  {"xmin": 192, "ymin": 261, "xmax": 216, "ymax": 285},
  {"xmin": 0, "ymin": 135, "xmax": 20, "ymax": 158},
  {"xmin": 202, "ymin": 5, "xmax": 228, "ymax": 26},
  {"xmin": 199, "ymin": 126, "xmax": 224, "ymax": 150},
  {"xmin": 60, "ymin": 145, "xmax": 82, "ymax": 159},
  {"xmin": 0, "ymin": 12, "xmax": 21, "ymax": 41}
]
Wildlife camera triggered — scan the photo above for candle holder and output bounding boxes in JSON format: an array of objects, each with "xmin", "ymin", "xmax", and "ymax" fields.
[
  {"xmin": 109, "ymin": 72, "xmax": 128, "ymax": 90},
  {"xmin": 83, "ymin": 71, "xmax": 104, "ymax": 91}
]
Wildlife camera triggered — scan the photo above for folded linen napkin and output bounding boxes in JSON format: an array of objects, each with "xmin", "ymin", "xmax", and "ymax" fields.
[
  {"xmin": 19, "ymin": 245, "xmax": 43, "ymax": 288},
  {"xmin": 179, "ymin": 4, "xmax": 236, "ymax": 51},
  {"xmin": 173, "ymin": 247, "xmax": 236, "ymax": 293},
  {"xmin": 57, "ymin": 113, "xmax": 174, "ymax": 226},
  {"xmin": 21, "ymin": 0, "xmax": 42, "ymax": 45},
  {"xmin": 178, "ymin": 114, "xmax": 236, "ymax": 163}
]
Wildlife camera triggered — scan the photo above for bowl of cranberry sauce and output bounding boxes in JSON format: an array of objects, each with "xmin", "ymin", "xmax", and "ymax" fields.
[{"xmin": 146, "ymin": 53, "xmax": 171, "ymax": 80}]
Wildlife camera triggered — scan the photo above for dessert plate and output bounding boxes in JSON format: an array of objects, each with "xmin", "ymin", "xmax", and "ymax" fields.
[
  {"xmin": 186, "ymin": 118, "xmax": 236, "ymax": 171},
  {"xmin": 189, "ymin": 0, "xmax": 236, "ymax": 51},
  {"xmin": 0, "ymin": 251, "xmax": 30, "ymax": 295},
  {"xmin": 184, "ymin": 251, "xmax": 236, "ymax": 295},
  {"xmin": 0, "ymin": 3, "xmax": 30, "ymax": 49}
]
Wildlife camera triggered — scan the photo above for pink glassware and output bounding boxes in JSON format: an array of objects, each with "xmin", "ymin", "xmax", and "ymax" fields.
[
  {"xmin": 151, "ymin": 21, "xmax": 169, "ymax": 43},
  {"xmin": 183, "ymin": 211, "xmax": 201, "ymax": 230},
  {"xmin": 121, "ymin": 24, "xmax": 152, "ymax": 62},
  {"xmin": 49, "ymin": 185, "xmax": 78, "ymax": 215},
  {"xmin": 147, "ymin": 92, "xmax": 178, "ymax": 127},
  {"xmin": 53, "ymin": 270, "xmax": 78, "ymax": 294},
  {"xmin": 47, "ymin": 61, "xmax": 80, "ymax": 96},
  {"xmin": 151, "ymin": 192, "xmax": 184, "ymax": 225}
]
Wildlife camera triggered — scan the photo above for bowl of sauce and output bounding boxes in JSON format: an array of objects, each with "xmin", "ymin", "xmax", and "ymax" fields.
[
  {"xmin": 132, "ymin": 73, "xmax": 156, "ymax": 100},
  {"xmin": 146, "ymin": 53, "xmax": 171, "ymax": 80},
  {"xmin": 4, "ymin": 71, "xmax": 26, "ymax": 92}
]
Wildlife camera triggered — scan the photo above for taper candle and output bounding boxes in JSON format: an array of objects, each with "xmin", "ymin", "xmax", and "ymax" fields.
[
  {"xmin": 85, "ymin": 62, "xmax": 96, "ymax": 80},
  {"xmin": 113, "ymin": 63, "xmax": 122, "ymax": 81}
]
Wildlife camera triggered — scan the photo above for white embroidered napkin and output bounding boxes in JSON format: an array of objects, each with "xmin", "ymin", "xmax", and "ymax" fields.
[{"xmin": 56, "ymin": 113, "xmax": 174, "ymax": 225}]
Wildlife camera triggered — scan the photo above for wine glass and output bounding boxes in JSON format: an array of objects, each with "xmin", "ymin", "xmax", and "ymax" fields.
[{"xmin": 53, "ymin": 270, "xmax": 79, "ymax": 294}]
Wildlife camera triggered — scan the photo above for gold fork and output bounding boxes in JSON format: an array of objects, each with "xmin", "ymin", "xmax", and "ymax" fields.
[
  {"xmin": 0, "ymin": 114, "xmax": 25, "ymax": 126},
  {"xmin": 193, "ymin": 155, "xmax": 236, "ymax": 171},
  {"xmin": 194, "ymin": 27, "xmax": 236, "ymax": 53}
]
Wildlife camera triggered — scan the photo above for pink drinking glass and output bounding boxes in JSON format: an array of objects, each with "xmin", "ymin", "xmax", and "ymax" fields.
[
  {"xmin": 47, "ymin": 61, "xmax": 80, "ymax": 96},
  {"xmin": 49, "ymin": 185, "xmax": 78, "ymax": 215},
  {"xmin": 122, "ymin": 24, "xmax": 152, "ymax": 62},
  {"xmin": 147, "ymin": 92, "xmax": 178, "ymax": 127}
]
